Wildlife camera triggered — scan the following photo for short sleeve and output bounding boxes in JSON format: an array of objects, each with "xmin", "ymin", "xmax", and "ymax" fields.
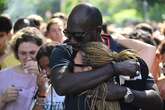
[
  {"xmin": 110, "ymin": 35, "xmax": 126, "ymax": 52},
  {"xmin": 49, "ymin": 44, "xmax": 74, "ymax": 71}
]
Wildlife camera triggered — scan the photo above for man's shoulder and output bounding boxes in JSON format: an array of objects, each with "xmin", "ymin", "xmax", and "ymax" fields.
[
  {"xmin": 49, "ymin": 43, "xmax": 74, "ymax": 70},
  {"xmin": 54, "ymin": 43, "xmax": 72, "ymax": 50},
  {"xmin": 52, "ymin": 43, "xmax": 73, "ymax": 54}
]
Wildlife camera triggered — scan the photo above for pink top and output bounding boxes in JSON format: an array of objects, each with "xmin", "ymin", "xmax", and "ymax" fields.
[{"xmin": 0, "ymin": 67, "xmax": 37, "ymax": 110}]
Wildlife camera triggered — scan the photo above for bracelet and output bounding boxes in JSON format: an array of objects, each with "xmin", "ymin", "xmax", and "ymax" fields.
[
  {"xmin": 36, "ymin": 97, "xmax": 45, "ymax": 105},
  {"xmin": 38, "ymin": 95, "xmax": 46, "ymax": 98},
  {"xmin": 36, "ymin": 101, "xmax": 45, "ymax": 106},
  {"xmin": 37, "ymin": 92, "xmax": 47, "ymax": 98}
]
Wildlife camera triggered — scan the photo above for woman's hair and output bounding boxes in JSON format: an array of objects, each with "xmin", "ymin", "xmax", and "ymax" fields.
[
  {"xmin": 79, "ymin": 42, "xmax": 138, "ymax": 110},
  {"xmin": 10, "ymin": 27, "xmax": 45, "ymax": 59},
  {"xmin": 27, "ymin": 14, "xmax": 44, "ymax": 29},
  {"xmin": 80, "ymin": 42, "xmax": 137, "ymax": 68},
  {"xmin": 52, "ymin": 12, "xmax": 67, "ymax": 21},
  {"xmin": 46, "ymin": 18, "xmax": 65, "ymax": 32},
  {"xmin": 36, "ymin": 43, "xmax": 56, "ymax": 69},
  {"xmin": 51, "ymin": 12, "xmax": 68, "ymax": 28}
]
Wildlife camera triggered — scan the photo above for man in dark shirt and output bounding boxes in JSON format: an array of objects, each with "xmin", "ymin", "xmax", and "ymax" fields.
[{"xmin": 49, "ymin": 3, "xmax": 163, "ymax": 110}]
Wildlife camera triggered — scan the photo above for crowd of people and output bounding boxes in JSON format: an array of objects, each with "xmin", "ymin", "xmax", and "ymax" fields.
[{"xmin": 0, "ymin": 3, "xmax": 165, "ymax": 110}]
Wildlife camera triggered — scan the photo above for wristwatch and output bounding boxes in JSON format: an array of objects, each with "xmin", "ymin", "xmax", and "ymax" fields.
[{"xmin": 124, "ymin": 87, "xmax": 134, "ymax": 103}]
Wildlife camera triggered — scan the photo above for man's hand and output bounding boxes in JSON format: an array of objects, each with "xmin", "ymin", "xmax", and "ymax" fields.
[{"xmin": 114, "ymin": 59, "xmax": 140, "ymax": 77}]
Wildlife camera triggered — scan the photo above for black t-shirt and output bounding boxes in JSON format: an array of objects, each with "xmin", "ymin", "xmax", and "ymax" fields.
[
  {"xmin": 49, "ymin": 44, "xmax": 90, "ymax": 110},
  {"xmin": 49, "ymin": 44, "xmax": 74, "ymax": 71}
]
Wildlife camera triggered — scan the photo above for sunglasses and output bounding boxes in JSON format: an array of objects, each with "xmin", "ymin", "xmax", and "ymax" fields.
[
  {"xmin": 63, "ymin": 29, "xmax": 87, "ymax": 42},
  {"xmin": 63, "ymin": 25, "xmax": 103, "ymax": 40}
]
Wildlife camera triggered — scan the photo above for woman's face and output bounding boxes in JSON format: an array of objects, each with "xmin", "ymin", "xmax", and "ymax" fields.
[
  {"xmin": 39, "ymin": 56, "xmax": 49, "ymax": 71},
  {"xmin": 17, "ymin": 42, "xmax": 40, "ymax": 65},
  {"xmin": 47, "ymin": 21, "xmax": 65, "ymax": 43},
  {"xmin": 38, "ymin": 56, "xmax": 51, "ymax": 77}
]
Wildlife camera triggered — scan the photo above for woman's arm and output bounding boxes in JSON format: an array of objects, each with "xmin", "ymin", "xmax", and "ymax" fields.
[
  {"xmin": 33, "ymin": 73, "xmax": 50, "ymax": 110},
  {"xmin": 113, "ymin": 34, "xmax": 156, "ymax": 71},
  {"xmin": 32, "ymin": 97, "xmax": 45, "ymax": 110}
]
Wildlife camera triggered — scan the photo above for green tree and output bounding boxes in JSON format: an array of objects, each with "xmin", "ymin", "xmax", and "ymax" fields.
[
  {"xmin": 148, "ymin": 3, "xmax": 165, "ymax": 21},
  {"xmin": 61, "ymin": 0, "xmax": 81, "ymax": 15},
  {"xmin": 0, "ymin": 0, "xmax": 7, "ymax": 14}
]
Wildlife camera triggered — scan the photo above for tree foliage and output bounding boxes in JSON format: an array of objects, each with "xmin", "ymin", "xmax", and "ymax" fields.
[
  {"xmin": 0, "ymin": 0, "xmax": 164, "ymax": 24},
  {"xmin": 0, "ymin": 0, "xmax": 6, "ymax": 13},
  {"xmin": 62, "ymin": 0, "xmax": 165, "ymax": 24}
]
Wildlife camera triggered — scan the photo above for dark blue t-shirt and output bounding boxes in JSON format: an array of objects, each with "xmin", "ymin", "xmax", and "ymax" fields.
[{"xmin": 49, "ymin": 44, "xmax": 90, "ymax": 110}]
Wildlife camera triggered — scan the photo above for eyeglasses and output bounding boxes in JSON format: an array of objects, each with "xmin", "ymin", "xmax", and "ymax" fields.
[{"xmin": 63, "ymin": 25, "xmax": 103, "ymax": 41}]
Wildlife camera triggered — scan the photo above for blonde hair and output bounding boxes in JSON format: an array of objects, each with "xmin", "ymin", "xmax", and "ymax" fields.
[
  {"xmin": 79, "ymin": 42, "xmax": 138, "ymax": 110},
  {"xmin": 80, "ymin": 42, "xmax": 137, "ymax": 68},
  {"xmin": 10, "ymin": 27, "xmax": 46, "ymax": 59}
]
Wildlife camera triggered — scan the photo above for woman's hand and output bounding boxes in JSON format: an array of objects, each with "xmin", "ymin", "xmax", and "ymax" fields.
[
  {"xmin": 37, "ymin": 73, "xmax": 50, "ymax": 96},
  {"xmin": 23, "ymin": 60, "xmax": 39, "ymax": 75},
  {"xmin": 1, "ymin": 85, "xmax": 20, "ymax": 104}
]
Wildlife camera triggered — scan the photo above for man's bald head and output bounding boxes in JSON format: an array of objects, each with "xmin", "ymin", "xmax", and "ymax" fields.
[
  {"xmin": 67, "ymin": 3, "xmax": 102, "ymax": 32},
  {"xmin": 64, "ymin": 3, "xmax": 103, "ymax": 43}
]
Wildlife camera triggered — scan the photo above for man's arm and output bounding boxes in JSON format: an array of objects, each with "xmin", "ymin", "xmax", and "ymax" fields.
[
  {"xmin": 50, "ymin": 63, "xmax": 114, "ymax": 95},
  {"xmin": 104, "ymin": 79, "xmax": 163, "ymax": 110},
  {"xmin": 49, "ymin": 45, "xmax": 139, "ymax": 96},
  {"xmin": 131, "ymin": 89, "xmax": 163, "ymax": 110}
]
